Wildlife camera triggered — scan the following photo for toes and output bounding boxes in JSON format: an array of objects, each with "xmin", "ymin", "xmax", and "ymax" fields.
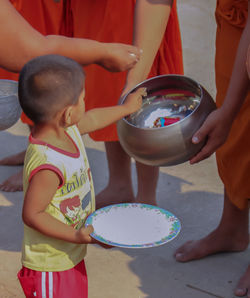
[
  {"xmin": 174, "ymin": 241, "xmax": 193, "ymax": 256},
  {"xmin": 175, "ymin": 252, "xmax": 185, "ymax": 262},
  {"xmin": 234, "ymin": 287, "xmax": 247, "ymax": 297},
  {"xmin": 234, "ymin": 266, "xmax": 250, "ymax": 297},
  {"xmin": 175, "ymin": 251, "xmax": 192, "ymax": 262},
  {"xmin": 174, "ymin": 241, "xmax": 195, "ymax": 262}
]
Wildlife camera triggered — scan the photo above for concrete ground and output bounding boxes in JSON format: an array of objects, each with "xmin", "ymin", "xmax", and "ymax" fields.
[{"xmin": 1, "ymin": 1, "xmax": 249, "ymax": 297}]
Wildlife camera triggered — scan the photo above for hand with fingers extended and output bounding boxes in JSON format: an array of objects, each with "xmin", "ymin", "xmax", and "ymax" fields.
[
  {"xmin": 189, "ymin": 107, "xmax": 233, "ymax": 164},
  {"xmin": 98, "ymin": 43, "xmax": 142, "ymax": 72},
  {"xmin": 122, "ymin": 87, "xmax": 146, "ymax": 114}
]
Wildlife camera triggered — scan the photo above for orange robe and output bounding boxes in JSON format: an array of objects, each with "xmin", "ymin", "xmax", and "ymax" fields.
[
  {"xmin": 67, "ymin": 0, "xmax": 183, "ymax": 141},
  {"xmin": 0, "ymin": 0, "xmax": 64, "ymax": 77},
  {"xmin": 0, "ymin": 0, "xmax": 64, "ymax": 126},
  {"xmin": 215, "ymin": 0, "xmax": 250, "ymax": 209},
  {"xmin": 0, "ymin": 0, "xmax": 183, "ymax": 138}
]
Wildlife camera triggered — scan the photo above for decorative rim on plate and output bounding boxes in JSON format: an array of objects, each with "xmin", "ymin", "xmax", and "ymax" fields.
[{"xmin": 85, "ymin": 203, "xmax": 181, "ymax": 248}]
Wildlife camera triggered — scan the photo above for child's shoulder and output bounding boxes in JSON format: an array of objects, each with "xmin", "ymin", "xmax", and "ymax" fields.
[
  {"xmin": 65, "ymin": 124, "xmax": 79, "ymax": 135},
  {"xmin": 65, "ymin": 124, "xmax": 82, "ymax": 143}
]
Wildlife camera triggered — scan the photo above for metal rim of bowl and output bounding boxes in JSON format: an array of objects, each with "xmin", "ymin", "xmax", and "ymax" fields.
[{"xmin": 121, "ymin": 74, "xmax": 204, "ymax": 130}]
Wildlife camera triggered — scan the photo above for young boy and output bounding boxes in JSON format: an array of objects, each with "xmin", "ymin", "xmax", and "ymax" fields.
[{"xmin": 17, "ymin": 54, "xmax": 145, "ymax": 298}]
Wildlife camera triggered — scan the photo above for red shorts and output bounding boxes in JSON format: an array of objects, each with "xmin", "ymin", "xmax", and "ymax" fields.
[{"xmin": 18, "ymin": 260, "xmax": 88, "ymax": 298}]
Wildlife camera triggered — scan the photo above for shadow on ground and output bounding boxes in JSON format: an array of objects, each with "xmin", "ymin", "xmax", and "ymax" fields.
[
  {"xmin": 0, "ymin": 131, "xmax": 27, "ymax": 251},
  {"xmin": 87, "ymin": 147, "xmax": 249, "ymax": 298},
  {"xmin": 0, "ymin": 132, "xmax": 249, "ymax": 298}
]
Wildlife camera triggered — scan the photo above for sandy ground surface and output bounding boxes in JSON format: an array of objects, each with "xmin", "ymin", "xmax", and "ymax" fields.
[{"xmin": 1, "ymin": 1, "xmax": 249, "ymax": 298}]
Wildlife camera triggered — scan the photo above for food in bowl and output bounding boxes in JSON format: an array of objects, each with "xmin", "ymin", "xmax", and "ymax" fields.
[
  {"xmin": 126, "ymin": 89, "xmax": 199, "ymax": 129},
  {"xmin": 117, "ymin": 75, "xmax": 216, "ymax": 166}
]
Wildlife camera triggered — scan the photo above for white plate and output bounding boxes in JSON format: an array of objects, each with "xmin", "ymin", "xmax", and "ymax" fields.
[{"xmin": 85, "ymin": 203, "xmax": 181, "ymax": 248}]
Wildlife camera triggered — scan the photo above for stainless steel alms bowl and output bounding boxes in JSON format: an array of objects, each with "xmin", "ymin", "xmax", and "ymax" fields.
[
  {"xmin": 0, "ymin": 79, "xmax": 21, "ymax": 130},
  {"xmin": 117, "ymin": 75, "xmax": 216, "ymax": 166}
]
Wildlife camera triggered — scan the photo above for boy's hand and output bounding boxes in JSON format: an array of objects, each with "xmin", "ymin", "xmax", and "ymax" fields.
[
  {"xmin": 98, "ymin": 43, "xmax": 142, "ymax": 72},
  {"xmin": 76, "ymin": 225, "xmax": 94, "ymax": 244},
  {"xmin": 123, "ymin": 87, "xmax": 146, "ymax": 114},
  {"xmin": 76, "ymin": 225, "xmax": 113, "ymax": 248}
]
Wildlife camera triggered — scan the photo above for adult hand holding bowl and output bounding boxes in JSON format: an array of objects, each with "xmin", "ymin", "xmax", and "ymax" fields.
[
  {"xmin": 117, "ymin": 75, "xmax": 216, "ymax": 166},
  {"xmin": 0, "ymin": 79, "xmax": 22, "ymax": 130}
]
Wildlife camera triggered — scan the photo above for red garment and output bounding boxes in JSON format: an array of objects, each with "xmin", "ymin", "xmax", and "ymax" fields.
[
  {"xmin": 18, "ymin": 260, "xmax": 88, "ymax": 298},
  {"xmin": 1, "ymin": 0, "xmax": 183, "ymax": 140},
  {"xmin": 67, "ymin": 0, "xmax": 183, "ymax": 141},
  {"xmin": 0, "ymin": 0, "xmax": 64, "ymax": 125}
]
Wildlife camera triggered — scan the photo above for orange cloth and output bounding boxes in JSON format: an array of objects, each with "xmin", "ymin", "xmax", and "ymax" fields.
[
  {"xmin": 1, "ymin": 0, "xmax": 183, "ymax": 138},
  {"xmin": 68, "ymin": 0, "xmax": 183, "ymax": 141},
  {"xmin": 215, "ymin": 0, "xmax": 250, "ymax": 209},
  {"xmin": 0, "ymin": 0, "xmax": 64, "ymax": 126}
]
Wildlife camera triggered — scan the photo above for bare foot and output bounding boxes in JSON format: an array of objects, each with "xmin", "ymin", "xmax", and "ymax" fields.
[
  {"xmin": 0, "ymin": 169, "xmax": 23, "ymax": 192},
  {"xmin": 234, "ymin": 265, "xmax": 250, "ymax": 297},
  {"xmin": 174, "ymin": 228, "xmax": 249, "ymax": 262},
  {"xmin": 96, "ymin": 186, "xmax": 135, "ymax": 210},
  {"xmin": 0, "ymin": 150, "xmax": 26, "ymax": 166}
]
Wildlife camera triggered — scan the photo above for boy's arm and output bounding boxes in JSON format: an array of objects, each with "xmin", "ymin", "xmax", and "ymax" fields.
[
  {"xmin": 78, "ymin": 87, "xmax": 146, "ymax": 134},
  {"xmin": 22, "ymin": 169, "xmax": 94, "ymax": 244},
  {"xmin": 0, "ymin": 0, "xmax": 141, "ymax": 73}
]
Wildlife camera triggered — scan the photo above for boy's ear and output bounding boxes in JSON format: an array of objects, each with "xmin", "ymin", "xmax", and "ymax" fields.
[{"xmin": 63, "ymin": 106, "xmax": 73, "ymax": 126}]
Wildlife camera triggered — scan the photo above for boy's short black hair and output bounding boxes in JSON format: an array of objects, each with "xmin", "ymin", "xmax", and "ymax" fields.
[{"xmin": 18, "ymin": 54, "xmax": 85, "ymax": 124}]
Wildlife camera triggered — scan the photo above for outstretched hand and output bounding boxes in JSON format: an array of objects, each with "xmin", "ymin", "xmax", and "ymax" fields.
[
  {"xmin": 123, "ymin": 87, "xmax": 147, "ymax": 114},
  {"xmin": 189, "ymin": 107, "xmax": 233, "ymax": 164},
  {"xmin": 98, "ymin": 43, "xmax": 142, "ymax": 72}
]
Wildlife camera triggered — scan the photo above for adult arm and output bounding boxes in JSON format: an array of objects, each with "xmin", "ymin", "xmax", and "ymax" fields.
[
  {"xmin": 0, "ymin": 0, "xmax": 140, "ymax": 73},
  {"xmin": 122, "ymin": 0, "xmax": 173, "ymax": 95},
  {"xmin": 190, "ymin": 0, "xmax": 250, "ymax": 164}
]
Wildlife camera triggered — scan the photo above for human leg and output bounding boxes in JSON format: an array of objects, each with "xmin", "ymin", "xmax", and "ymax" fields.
[
  {"xmin": 96, "ymin": 141, "xmax": 159, "ymax": 209},
  {"xmin": 0, "ymin": 144, "xmax": 25, "ymax": 193},
  {"xmin": 135, "ymin": 161, "xmax": 159, "ymax": 206},
  {"xmin": 0, "ymin": 1, "xmax": 63, "ymax": 192},
  {"xmin": 0, "ymin": 169, "xmax": 23, "ymax": 192},
  {"xmin": 0, "ymin": 150, "xmax": 26, "ymax": 166},
  {"xmin": 70, "ymin": 0, "xmax": 182, "ymax": 210},
  {"xmin": 174, "ymin": 190, "xmax": 249, "ymax": 262},
  {"xmin": 0, "ymin": 143, "xmax": 27, "ymax": 192},
  {"xmin": 96, "ymin": 141, "xmax": 135, "ymax": 209},
  {"xmin": 0, "ymin": 124, "xmax": 33, "ymax": 192}
]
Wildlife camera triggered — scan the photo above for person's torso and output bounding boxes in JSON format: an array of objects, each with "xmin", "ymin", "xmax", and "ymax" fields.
[{"xmin": 22, "ymin": 125, "xmax": 95, "ymax": 271}]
